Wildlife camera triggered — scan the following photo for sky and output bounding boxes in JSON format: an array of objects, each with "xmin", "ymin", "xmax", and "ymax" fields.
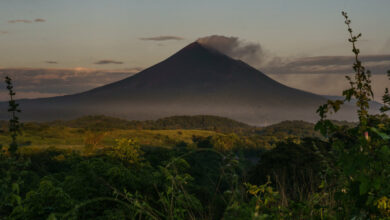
[{"xmin": 0, "ymin": 0, "xmax": 389, "ymax": 100}]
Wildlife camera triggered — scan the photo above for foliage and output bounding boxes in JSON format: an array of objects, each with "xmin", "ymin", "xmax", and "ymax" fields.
[
  {"xmin": 248, "ymin": 138, "xmax": 332, "ymax": 202},
  {"xmin": 314, "ymin": 11, "xmax": 390, "ymax": 219},
  {"xmin": 245, "ymin": 178, "xmax": 282, "ymax": 219},
  {"xmin": 1, "ymin": 10, "xmax": 389, "ymax": 220},
  {"xmin": 380, "ymin": 71, "xmax": 390, "ymax": 113},
  {"xmin": 12, "ymin": 180, "xmax": 74, "ymax": 219},
  {"xmin": 157, "ymin": 158, "xmax": 203, "ymax": 219},
  {"xmin": 1, "ymin": 120, "xmax": 320, "ymax": 157},
  {"xmin": 257, "ymin": 120, "xmax": 321, "ymax": 139},
  {"xmin": 109, "ymin": 138, "xmax": 143, "ymax": 165},
  {"xmin": 46, "ymin": 115, "xmax": 255, "ymax": 133},
  {"xmin": 0, "ymin": 155, "xmax": 31, "ymax": 218}
]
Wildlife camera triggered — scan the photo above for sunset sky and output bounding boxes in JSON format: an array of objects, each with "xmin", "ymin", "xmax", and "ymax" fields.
[{"xmin": 0, "ymin": 0, "xmax": 389, "ymax": 100}]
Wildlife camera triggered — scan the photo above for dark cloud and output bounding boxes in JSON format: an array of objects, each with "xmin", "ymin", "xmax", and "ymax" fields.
[
  {"xmin": 8, "ymin": 19, "xmax": 32, "ymax": 23},
  {"xmin": 262, "ymin": 55, "xmax": 390, "ymax": 75},
  {"xmin": 195, "ymin": 35, "xmax": 390, "ymax": 75},
  {"xmin": 45, "ymin": 61, "xmax": 58, "ymax": 64},
  {"xmin": 0, "ymin": 67, "xmax": 141, "ymax": 100},
  {"xmin": 34, "ymin": 18, "xmax": 46, "ymax": 22},
  {"xmin": 0, "ymin": 31, "xmax": 8, "ymax": 34},
  {"xmin": 197, "ymin": 35, "xmax": 266, "ymax": 67},
  {"xmin": 8, "ymin": 18, "xmax": 46, "ymax": 24},
  {"xmin": 139, "ymin": 36, "xmax": 184, "ymax": 41},
  {"xmin": 94, "ymin": 60, "xmax": 124, "ymax": 65}
]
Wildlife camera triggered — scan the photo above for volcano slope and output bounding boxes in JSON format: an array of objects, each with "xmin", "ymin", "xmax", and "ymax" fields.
[{"xmin": 0, "ymin": 42, "xmax": 360, "ymax": 125}]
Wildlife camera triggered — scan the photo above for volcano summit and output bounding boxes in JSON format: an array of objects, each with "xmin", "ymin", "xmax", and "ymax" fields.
[{"xmin": 1, "ymin": 42, "xmax": 358, "ymax": 125}]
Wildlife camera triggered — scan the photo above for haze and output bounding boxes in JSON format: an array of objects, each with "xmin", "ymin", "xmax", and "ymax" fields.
[{"xmin": 0, "ymin": 0, "xmax": 389, "ymax": 101}]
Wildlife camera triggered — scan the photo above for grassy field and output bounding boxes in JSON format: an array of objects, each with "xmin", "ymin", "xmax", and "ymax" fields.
[
  {"xmin": 0, "ymin": 126, "xmax": 224, "ymax": 154},
  {"xmin": 0, "ymin": 116, "xmax": 321, "ymax": 155}
]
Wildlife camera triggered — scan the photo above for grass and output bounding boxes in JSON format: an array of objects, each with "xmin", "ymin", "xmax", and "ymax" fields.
[
  {"xmin": 0, "ymin": 118, "xmax": 320, "ymax": 156},
  {"xmin": 1, "ymin": 127, "xmax": 220, "ymax": 154},
  {"xmin": 107, "ymin": 129, "xmax": 217, "ymax": 146},
  {"xmin": 0, "ymin": 119, "xmax": 319, "ymax": 156}
]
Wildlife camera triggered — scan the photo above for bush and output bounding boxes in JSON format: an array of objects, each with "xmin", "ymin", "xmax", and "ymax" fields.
[{"xmin": 109, "ymin": 138, "xmax": 143, "ymax": 165}]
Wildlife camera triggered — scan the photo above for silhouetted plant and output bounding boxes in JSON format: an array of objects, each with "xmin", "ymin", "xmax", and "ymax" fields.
[
  {"xmin": 4, "ymin": 76, "xmax": 21, "ymax": 155},
  {"xmin": 380, "ymin": 70, "xmax": 390, "ymax": 113},
  {"xmin": 315, "ymin": 11, "xmax": 390, "ymax": 218}
]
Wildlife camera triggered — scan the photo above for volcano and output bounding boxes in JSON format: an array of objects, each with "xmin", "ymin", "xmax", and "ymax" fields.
[{"xmin": 0, "ymin": 42, "xmax": 358, "ymax": 125}]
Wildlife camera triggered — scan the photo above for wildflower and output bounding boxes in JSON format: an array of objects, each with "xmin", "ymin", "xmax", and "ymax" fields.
[{"xmin": 364, "ymin": 131, "xmax": 370, "ymax": 141}]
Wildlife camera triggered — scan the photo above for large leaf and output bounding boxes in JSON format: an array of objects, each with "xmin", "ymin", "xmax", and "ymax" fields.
[{"xmin": 370, "ymin": 127, "xmax": 390, "ymax": 140}]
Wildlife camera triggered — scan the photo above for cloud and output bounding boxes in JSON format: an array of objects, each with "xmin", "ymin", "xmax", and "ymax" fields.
[
  {"xmin": 34, "ymin": 18, "xmax": 46, "ymax": 22},
  {"xmin": 0, "ymin": 67, "xmax": 141, "ymax": 100},
  {"xmin": 197, "ymin": 35, "xmax": 266, "ymax": 67},
  {"xmin": 8, "ymin": 19, "xmax": 32, "ymax": 23},
  {"xmin": 122, "ymin": 67, "xmax": 144, "ymax": 72},
  {"xmin": 0, "ymin": 31, "xmax": 7, "ymax": 34},
  {"xmin": 195, "ymin": 35, "xmax": 390, "ymax": 75},
  {"xmin": 194, "ymin": 35, "xmax": 389, "ymax": 100},
  {"xmin": 139, "ymin": 36, "xmax": 184, "ymax": 41},
  {"xmin": 262, "ymin": 55, "xmax": 390, "ymax": 75},
  {"xmin": 8, "ymin": 18, "xmax": 46, "ymax": 24},
  {"xmin": 0, "ymin": 91, "xmax": 66, "ymax": 101},
  {"xmin": 45, "ymin": 61, "xmax": 58, "ymax": 64},
  {"xmin": 268, "ymin": 73, "xmax": 389, "ymax": 102},
  {"xmin": 94, "ymin": 60, "xmax": 124, "ymax": 65},
  {"xmin": 380, "ymin": 38, "xmax": 390, "ymax": 54}
]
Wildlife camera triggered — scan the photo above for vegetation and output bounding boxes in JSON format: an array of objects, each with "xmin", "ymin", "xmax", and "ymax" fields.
[
  {"xmin": 0, "ymin": 11, "xmax": 389, "ymax": 219},
  {"xmin": 0, "ymin": 116, "xmax": 321, "ymax": 156},
  {"xmin": 312, "ymin": 12, "xmax": 390, "ymax": 218},
  {"xmin": 4, "ymin": 76, "xmax": 21, "ymax": 156},
  {"xmin": 45, "ymin": 115, "xmax": 255, "ymax": 133}
]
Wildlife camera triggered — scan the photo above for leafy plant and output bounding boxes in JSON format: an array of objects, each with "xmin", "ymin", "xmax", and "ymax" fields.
[
  {"xmin": 244, "ymin": 178, "xmax": 282, "ymax": 219},
  {"xmin": 109, "ymin": 138, "xmax": 144, "ymax": 165},
  {"xmin": 315, "ymin": 11, "xmax": 390, "ymax": 219},
  {"xmin": 380, "ymin": 71, "xmax": 390, "ymax": 113}
]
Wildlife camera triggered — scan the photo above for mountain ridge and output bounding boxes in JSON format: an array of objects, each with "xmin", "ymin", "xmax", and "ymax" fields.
[{"xmin": 0, "ymin": 41, "xmax": 360, "ymax": 125}]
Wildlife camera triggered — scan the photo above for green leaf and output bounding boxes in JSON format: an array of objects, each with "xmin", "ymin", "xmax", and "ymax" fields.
[{"xmin": 370, "ymin": 127, "xmax": 390, "ymax": 140}]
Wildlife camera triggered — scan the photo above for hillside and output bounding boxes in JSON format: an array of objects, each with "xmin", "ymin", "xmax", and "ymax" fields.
[
  {"xmin": 41, "ymin": 115, "xmax": 255, "ymax": 133},
  {"xmin": 0, "ymin": 115, "xmax": 331, "ymax": 152}
]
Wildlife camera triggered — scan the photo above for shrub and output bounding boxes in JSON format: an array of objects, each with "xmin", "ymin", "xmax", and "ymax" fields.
[
  {"xmin": 109, "ymin": 138, "xmax": 143, "ymax": 165},
  {"xmin": 314, "ymin": 11, "xmax": 390, "ymax": 219}
]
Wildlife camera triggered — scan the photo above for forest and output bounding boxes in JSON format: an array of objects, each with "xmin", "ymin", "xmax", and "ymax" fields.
[{"xmin": 0, "ymin": 12, "xmax": 390, "ymax": 220}]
